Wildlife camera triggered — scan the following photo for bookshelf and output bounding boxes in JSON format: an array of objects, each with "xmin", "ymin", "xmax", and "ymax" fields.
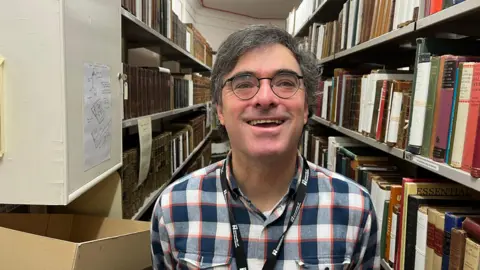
[
  {"xmin": 297, "ymin": 0, "xmax": 480, "ymax": 70},
  {"xmin": 131, "ymin": 129, "xmax": 212, "ymax": 220},
  {"xmin": 415, "ymin": 0, "xmax": 480, "ymax": 31},
  {"xmin": 294, "ymin": 0, "xmax": 349, "ymax": 37},
  {"xmin": 121, "ymin": 8, "xmax": 211, "ymax": 73},
  {"xmin": 311, "ymin": 116, "xmax": 405, "ymax": 159},
  {"xmin": 334, "ymin": 23, "xmax": 416, "ymax": 62}
]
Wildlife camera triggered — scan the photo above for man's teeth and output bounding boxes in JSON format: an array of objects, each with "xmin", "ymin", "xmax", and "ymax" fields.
[{"xmin": 248, "ymin": 120, "xmax": 284, "ymax": 126}]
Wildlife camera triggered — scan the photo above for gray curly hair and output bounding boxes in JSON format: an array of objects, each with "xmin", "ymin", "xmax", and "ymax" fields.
[{"xmin": 211, "ymin": 24, "xmax": 319, "ymax": 139}]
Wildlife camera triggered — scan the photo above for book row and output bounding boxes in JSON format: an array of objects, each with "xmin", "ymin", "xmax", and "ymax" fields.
[
  {"xmin": 122, "ymin": 64, "xmax": 212, "ymax": 120},
  {"xmin": 120, "ymin": 111, "xmax": 210, "ymax": 219},
  {"xmin": 121, "ymin": 0, "xmax": 213, "ymax": 67},
  {"xmin": 292, "ymin": 0, "xmax": 467, "ymax": 59},
  {"xmin": 315, "ymin": 37, "xmax": 480, "ymax": 179},
  {"xmin": 300, "ymin": 131, "xmax": 480, "ymax": 270},
  {"xmin": 315, "ymin": 68, "xmax": 413, "ymax": 151}
]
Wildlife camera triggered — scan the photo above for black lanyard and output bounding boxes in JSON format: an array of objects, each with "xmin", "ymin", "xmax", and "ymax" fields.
[{"xmin": 220, "ymin": 157, "xmax": 310, "ymax": 270}]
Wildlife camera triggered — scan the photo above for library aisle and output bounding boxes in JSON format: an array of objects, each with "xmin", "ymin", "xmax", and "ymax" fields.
[{"xmin": 0, "ymin": 0, "xmax": 480, "ymax": 269}]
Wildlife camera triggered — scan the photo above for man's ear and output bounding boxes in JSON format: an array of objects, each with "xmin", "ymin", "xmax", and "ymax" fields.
[{"xmin": 216, "ymin": 104, "xmax": 225, "ymax": 125}]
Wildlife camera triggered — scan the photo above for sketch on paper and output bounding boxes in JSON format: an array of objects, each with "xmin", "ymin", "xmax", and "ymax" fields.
[{"xmin": 84, "ymin": 63, "xmax": 112, "ymax": 171}]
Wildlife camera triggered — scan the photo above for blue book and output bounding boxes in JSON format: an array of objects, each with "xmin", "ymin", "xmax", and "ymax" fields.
[{"xmin": 445, "ymin": 67, "xmax": 461, "ymax": 162}]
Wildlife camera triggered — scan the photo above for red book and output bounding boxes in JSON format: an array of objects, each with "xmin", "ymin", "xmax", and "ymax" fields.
[
  {"xmin": 430, "ymin": 0, "xmax": 443, "ymax": 15},
  {"xmin": 432, "ymin": 56, "xmax": 467, "ymax": 162},
  {"xmin": 470, "ymin": 69, "xmax": 480, "ymax": 177},
  {"xmin": 462, "ymin": 63, "xmax": 480, "ymax": 172},
  {"xmin": 376, "ymin": 80, "xmax": 389, "ymax": 141},
  {"xmin": 462, "ymin": 217, "xmax": 480, "ymax": 241}
]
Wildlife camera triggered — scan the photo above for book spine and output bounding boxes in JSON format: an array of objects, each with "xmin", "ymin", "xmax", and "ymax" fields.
[
  {"xmin": 385, "ymin": 186, "xmax": 402, "ymax": 261},
  {"xmin": 442, "ymin": 213, "xmax": 465, "ymax": 270},
  {"xmin": 445, "ymin": 65, "xmax": 462, "ymax": 163},
  {"xmin": 462, "ymin": 63, "xmax": 480, "ymax": 173},
  {"xmin": 404, "ymin": 197, "xmax": 420, "ymax": 270},
  {"xmin": 421, "ymin": 56, "xmax": 441, "ymax": 157},
  {"xmin": 433, "ymin": 57, "xmax": 460, "ymax": 162},
  {"xmin": 376, "ymin": 80, "xmax": 389, "ymax": 140},
  {"xmin": 415, "ymin": 207, "xmax": 429, "ymax": 270},
  {"xmin": 463, "ymin": 237, "xmax": 480, "ymax": 270},
  {"xmin": 470, "ymin": 66, "xmax": 480, "ymax": 177},
  {"xmin": 428, "ymin": 57, "xmax": 447, "ymax": 159},
  {"xmin": 407, "ymin": 45, "xmax": 432, "ymax": 154},
  {"xmin": 450, "ymin": 63, "xmax": 474, "ymax": 168},
  {"xmin": 462, "ymin": 217, "xmax": 480, "ymax": 241},
  {"xmin": 448, "ymin": 228, "xmax": 467, "ymax": 270}
]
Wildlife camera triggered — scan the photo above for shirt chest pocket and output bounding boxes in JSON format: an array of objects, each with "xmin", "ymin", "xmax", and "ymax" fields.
[
  {"xmin": 298, "ymin": 256, "xmax": 351, "ymax": 270},
  {"xmin": 177, "ymin": 252, "xmax": 232, "ymax": 270}
]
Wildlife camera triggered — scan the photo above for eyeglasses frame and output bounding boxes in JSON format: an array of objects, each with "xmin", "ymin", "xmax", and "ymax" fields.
[{"xmin": 221, "ymin": 71, "xmax": 304, "ymax": 100}]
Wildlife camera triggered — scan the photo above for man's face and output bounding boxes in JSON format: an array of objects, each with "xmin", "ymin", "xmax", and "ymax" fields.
[{"xmin": 216, "ymin": 43, "xmax": 308, "ymax": 159}]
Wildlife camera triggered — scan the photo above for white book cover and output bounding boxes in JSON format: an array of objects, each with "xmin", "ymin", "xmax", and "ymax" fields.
[
  {"xmin": 358, "ymin": 75, "xmax": 369, "ymax": 133},
  {"xmin": 136, "ymin": 0, "xmax": 143, "ymax": 22},
  {"xmin": 316, "ymin": 25, "xmax": 325, "ymax": 59},
  {"xmin": 370, "ymin": 180, "xmax": 391, "ymax": 242},
  {"xmin": 386, "ymin": 89, "xmax": 404, "ymax": 144},
  {"xmin": 392, "ymin": 0, "xmax": 403, "ymax": 30},
  {"xmin": 450, "ymin": 63, "xmax": 475, "ymax": 168},
  {"xmin": 414, "ymin": 207, "xmax": 428, "ymax": 270},
  {"xmin": 408, "ymin": 61, "xmax": 432, "ymax": 147},
  {"xmin": 347, "ymin": 0, "xmax": 357, "ymax": 49},
  {"xmin": 341, "ymin": 1, "xmax": 349, "ymax": 50},
  {"xmin": 167, "ymin": 0, "xmax": 172, "ymax": 39},
  {"xmin": 365, "ymin": 73, "xmax": 413, "ymax": 136},
  {"xmin": 321, "ymin": 80, "xmax": 331, "ymax": 119},
  {"xmin": 355, "ymin": 0, "xmax": 364, "ymax": 45}
]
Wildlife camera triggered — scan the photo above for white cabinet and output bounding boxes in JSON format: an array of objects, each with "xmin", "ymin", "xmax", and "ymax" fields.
[{"xmin": 0, "ymin": 0, "xmax": 123, "ymax": 205}]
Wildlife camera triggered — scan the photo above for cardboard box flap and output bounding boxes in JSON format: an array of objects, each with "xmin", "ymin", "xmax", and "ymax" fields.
[
  {"xmin": 0, "ymin": 213, "xmax": 75, "ymax": 241},
  {"xmin": 0, "ymin": 213, "xmax": 50, "ymax": 236},
  {"xmin": 0, "ymin": 226, "xmax": 77, "ymax": 270},
  {"xmin": 73, "ymin": 230, "xmax": 151, "ymax": 270},
  {"xmin": 70, "ymin": 215, "xmax": 150, "ymax": 242}
]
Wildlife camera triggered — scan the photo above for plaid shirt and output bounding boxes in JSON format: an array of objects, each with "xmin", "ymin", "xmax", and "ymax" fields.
[{"xmin": 151, "ymin": 153, "xmax": 380, "ymax": 270}]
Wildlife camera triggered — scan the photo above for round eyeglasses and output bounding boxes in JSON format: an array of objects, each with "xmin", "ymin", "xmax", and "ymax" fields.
[{"xmin": 222, "ymin": 71, "xmax": 304, "ymax": 100}]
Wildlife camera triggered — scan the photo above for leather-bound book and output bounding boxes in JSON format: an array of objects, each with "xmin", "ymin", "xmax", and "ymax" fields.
[
  {"xmin": 463, "ymin": 217, "xmax": 480, "ymax": 242},
  {"xmin": 449, "ymin": 228, "xmax": 468, "ymax": 270}
]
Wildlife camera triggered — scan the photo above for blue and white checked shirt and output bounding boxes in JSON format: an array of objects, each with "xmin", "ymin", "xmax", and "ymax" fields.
[{"xmin": 151, "ymin": 152, "xmax": 380, "ymax": 270}]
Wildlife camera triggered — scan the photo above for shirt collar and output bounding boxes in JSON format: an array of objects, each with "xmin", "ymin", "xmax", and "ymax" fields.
[{"xmin": 223, "ymin": 151, "xmax": 306, "ymax": 200}]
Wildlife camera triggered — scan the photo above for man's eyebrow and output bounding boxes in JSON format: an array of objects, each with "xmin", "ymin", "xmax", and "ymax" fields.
[{"xmin": 229, "ymin": 69, "xmax": 301, "ymax": 78}]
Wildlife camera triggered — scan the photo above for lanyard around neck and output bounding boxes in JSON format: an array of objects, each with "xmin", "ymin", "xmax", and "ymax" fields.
[{"xmin": 219, "ymin": 157, "xmax": 310, "ymax": 270}]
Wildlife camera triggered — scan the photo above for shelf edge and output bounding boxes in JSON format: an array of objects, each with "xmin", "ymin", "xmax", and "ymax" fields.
[{"xmin": 122, "ymin": 103, "xmax": 206, "ymax": 128}]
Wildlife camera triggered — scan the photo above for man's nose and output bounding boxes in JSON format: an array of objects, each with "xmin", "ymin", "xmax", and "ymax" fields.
[{"xmin": 254, "ymin": 79, "xmax": 279, "ymax": 107}]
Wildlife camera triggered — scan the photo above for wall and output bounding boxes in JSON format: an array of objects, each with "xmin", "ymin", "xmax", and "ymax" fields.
[{"xmin": 177, "ymin": 0, "xmax": 285, "ymax": 51}]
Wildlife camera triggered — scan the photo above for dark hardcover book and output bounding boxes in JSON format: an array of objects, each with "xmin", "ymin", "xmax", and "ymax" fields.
[
  {"xmin": 369, "ymin": 80, "xmax": 384, "ymax": 138},
  {"xmin": 448, "ymin": 228, "xmax": 468, "ymax": 270},
  {"xmin": 462, "ymin": 217, "xmax": 480, "ymax": 241}
]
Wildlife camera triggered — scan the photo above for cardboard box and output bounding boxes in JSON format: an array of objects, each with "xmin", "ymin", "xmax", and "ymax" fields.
[{"xmin": 0, "ymin": 213, "xmax": 152, "ymax": 270}]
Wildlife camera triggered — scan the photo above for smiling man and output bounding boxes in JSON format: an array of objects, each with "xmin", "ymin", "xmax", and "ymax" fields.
[{"xmin": 151, "ymin": 25, "xmax": 380, "ymax": 270}]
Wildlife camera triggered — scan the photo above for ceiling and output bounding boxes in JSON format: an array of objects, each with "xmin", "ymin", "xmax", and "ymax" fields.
[{"xmin": 200, "ymin": 0, "xmax": 302, "ymax": 20}]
